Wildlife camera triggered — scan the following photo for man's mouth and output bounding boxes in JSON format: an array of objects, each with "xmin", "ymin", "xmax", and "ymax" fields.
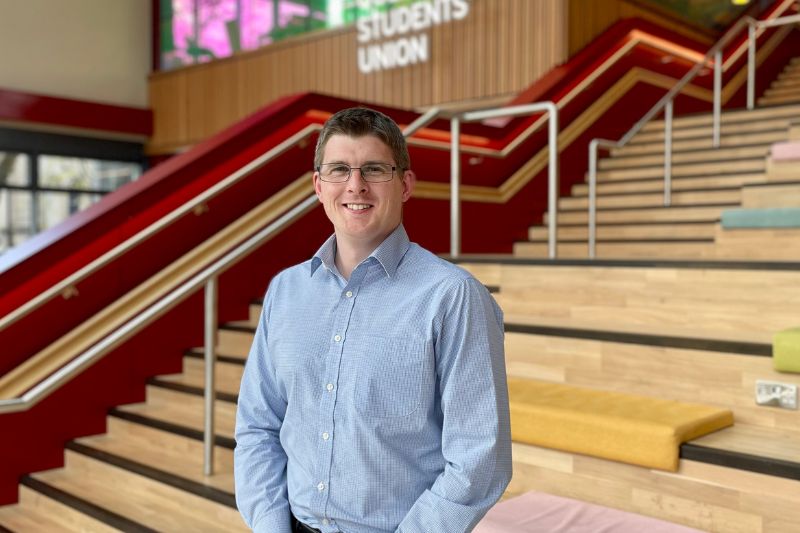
[{"xmin": 345, "ymin": 203, "xmax": 372, "ymax": 211}]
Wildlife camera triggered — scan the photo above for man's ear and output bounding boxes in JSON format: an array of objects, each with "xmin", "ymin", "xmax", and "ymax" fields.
[
  {"xmin": 313, "ymin": 171, "xmax": 323, "ymax": 202},
  {"xmin": 401, "ymin": 169, "xmax": 416, "ymax": 203}
]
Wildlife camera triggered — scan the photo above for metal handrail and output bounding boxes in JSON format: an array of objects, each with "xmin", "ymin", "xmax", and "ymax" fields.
[
  {"xmin": 586, "ymin": 2, "xmax": 799, "ymax": 258},
  {"xmin": 0, "ymin": 124, "xmax": 322, "ymax": 333},
  {"xmin": 0, "ymin": 195, "xmax": 318, "ymax": 418},
  {"xmin": 402, "ymin": 107, "xmax": 444, "ymax": 136},
  {"xmin": 450, "ymin": 102, "xmax": 560, "ymax": 258}
]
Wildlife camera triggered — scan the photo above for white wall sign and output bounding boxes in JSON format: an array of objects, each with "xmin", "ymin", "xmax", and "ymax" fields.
[{"xmin": 356, "ymin": 0, "xmax": 470, "ymax": 74}]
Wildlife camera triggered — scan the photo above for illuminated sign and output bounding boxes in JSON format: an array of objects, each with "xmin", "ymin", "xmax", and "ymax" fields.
[{"xmin": 355, "ymin": 0, "xmax": 470, "ymax": 73}]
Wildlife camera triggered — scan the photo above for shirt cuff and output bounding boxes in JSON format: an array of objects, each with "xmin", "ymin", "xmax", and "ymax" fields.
[{"xmin": 252, "ymin": 509, "xmax": 292, "ymax": 533}]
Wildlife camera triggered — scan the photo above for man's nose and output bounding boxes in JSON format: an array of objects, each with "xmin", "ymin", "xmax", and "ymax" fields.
[{"xmin": 347, "ymin": 169, "xmax": 369, "ymax": 192}]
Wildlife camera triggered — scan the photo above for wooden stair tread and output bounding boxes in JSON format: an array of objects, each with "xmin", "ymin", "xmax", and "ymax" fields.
[
  {"xmin": 75, "ymin": 416, "xmax": 235, "ymax": 495},
  {"xmin": 612, "ymin": 131, "xmax": 789, "ymax": 156},
  {"xmin": 641, "ymin": 103, "xmax": 800, "ymax": 131},
  {"xmin": 157, "ymin": 356, "xmax": 243, "ymax": 396},
  {"xmin": 688, "ymin": 424, "xmax": 800, "ymax": 467},
  {"xmin": 116, "ymin": 385, "xmax": 237, "ymax": 440},
  {"xmin": 31, "ymin": 450, "xmax": 246, "ymax": 532},
  {"xmin": 502, "ymin": 314, "xmax": 773, "ymax": 345},
  {"xmin": 0, "ymin": 485, "xmax": 119, "ymax": 533}
]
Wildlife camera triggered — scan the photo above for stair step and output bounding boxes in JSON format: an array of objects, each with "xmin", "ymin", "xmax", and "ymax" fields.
[
  {"xmin": 611, "ymin": 130, "xmax": 788, "ymax": 157},
  {"xmin": 759, "ymin": 94, "xmax": 800, "ymax": 106},
  {"xmin": 764, "ymin": 85, "xmax": 800, "ymax": 98},
  {"xmin": 0, "ymin": 484, "xmax": 119, "ymax": 532},
  {"xmin": 29, "ymin": 450, "xmax": 246, "ymax": 532},
  {"xmin": 594, "ymin": 159, "xmax": 764, "ymax": 181},
  {"xmin": 770, "ymin": 77, "xmax": 800, "ymax": 89},
  {"xmin": 217, "ymin": 324, "xmax": 255, "ymax": 357},
  {"xmin": 777, "ymin": 70, "xmax": 800, "ymax": 82},
  {"xmin": 558, "ymin": 188, "xmax": 741, "ymax": 211},
  {"xmin": 640, "ymin": 103, "xmax": 800, "ymax": 132},
  {"xmin": 495, "ymin": 262, "xmax": 800, "ymax": 337},
  {"xmin": 572, "ymin": 172, "xmax": 768, "ymax": 195},
  {"xmin": 115, "ymin": 385, "xmax": 237, "ymax": 441},
  {"xmin": 528, "ymin": 222, "xmax": 718, "ymax": 241},
  {"xmin": 685, "ymin": 425, "xmax": 800, "ymax": 477},
  {"xmin": 74, "ymin": 416, "xmax": 235, "ymax": 502},
  {"xmin": 631, "ymin": 117, "xmax": 795, "ymax": 144},
  {"xmin": 513, "ymin": 240, "xmax": 713, "ymax": 259},
  {"xmin": 156, "ymin": 355, "xmax": 243, "ymax": 398},
  {"xmin": 549, "ymin": 204, "xmax": 736, "ymax": 225},
  {"xmin": 598, "ymin": 144, "xmax": 770, "ymax": 170}
]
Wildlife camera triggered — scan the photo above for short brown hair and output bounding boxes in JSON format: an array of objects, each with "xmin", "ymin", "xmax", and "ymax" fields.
[{"xmin": 314, "ymin": 107, "xmax": 410, "ymax": 171}]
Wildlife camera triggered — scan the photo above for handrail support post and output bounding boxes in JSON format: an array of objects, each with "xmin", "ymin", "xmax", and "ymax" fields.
[
  {"xmin": 713, "ymin": 50, "xmax": 722, "ymax": 149},
  {"xmin": 664, "ymin": 100, "xmax": 673, "ymax": 207},
  {"xmin": 747, "ymin": 22, "xmax": 756, "ymax": 110},
  {"xmin": 546, "ymin": 103, "xmax": 560, "ymax": 259},
  {"xmin": 588, "ymin": 140, "xmax": 599, "ymax": 259},
  {"xmin": 203, "ymin": 277, "xmax": 218, "ymax": 477},
  {"xmin": 450, "ymin": 117, "xmax": 461, "ymax": 258}
]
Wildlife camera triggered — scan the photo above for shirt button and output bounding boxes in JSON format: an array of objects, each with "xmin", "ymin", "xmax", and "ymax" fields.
[
  {"xmin": 334, "ymin": 334, "xmax": 342, "ymax": 342},
  {"xmin": 317, "ymin": 482, "xmax": 325, "ymax": 491},
  {"xmin": 322, "ymin": 519, "xmax": 330, "ymax": 526},
  {"xmin": 326, "ymin": 383, "xmax": 334, "ymax": 392},
  {"xmin": 345, "ymin": 291, "xmax": 353, "ymax": 298},
  {"xmin": 322, "ymin": 432, "xmax": 330, "ymax": 440}
]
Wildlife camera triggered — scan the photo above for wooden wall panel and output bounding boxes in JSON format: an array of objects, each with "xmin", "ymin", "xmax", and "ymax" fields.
[
  {"xmin": 147, "ymin": 0, "xmax": 568, "ymax": 153},
  {"xmin": 567, "ymin": 0, "xmax": 714, "ymax": 56}
]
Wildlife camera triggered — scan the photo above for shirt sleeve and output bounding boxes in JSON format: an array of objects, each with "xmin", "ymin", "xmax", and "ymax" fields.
[
  {"xmin": 396, "ymin": 276, "xmax": 513, "ymax": 533},
  {"xmin": 234, "ymin": 276, "xmax": 293, "ymax": 533}
]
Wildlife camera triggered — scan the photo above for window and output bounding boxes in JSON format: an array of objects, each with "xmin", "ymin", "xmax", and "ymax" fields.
[{"xmin": 0, "ymin": 151, "xmax": 141, "ymax": 254}]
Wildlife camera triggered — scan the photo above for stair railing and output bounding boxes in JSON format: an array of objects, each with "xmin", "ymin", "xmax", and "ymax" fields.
[
  {"xmin": 450, "ymin": 102, "xmax": 560, "ymax": 258},
  {"xmin": 586, "ymin": 2, "xmax": 799, "ymax": 259}
]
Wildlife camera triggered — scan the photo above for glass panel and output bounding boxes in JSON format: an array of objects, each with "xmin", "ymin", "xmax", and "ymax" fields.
[
  {"xmin": 39, "ymin": 156, "xmax": 141, "ymax": 192},
  {"xmin": 9, "ymin": 190, "xmax": 33, "ymax": 231},
  {"xmin": 0, "ymin": 152, "xmax": 31, "ymax": 186},
  {"xmin": 0, "ymin": 189, "xmax": 36, "ymax": 252},
  {"xmin": 37, "ymin": 191, "xmax": 104, "ymax": 231}
]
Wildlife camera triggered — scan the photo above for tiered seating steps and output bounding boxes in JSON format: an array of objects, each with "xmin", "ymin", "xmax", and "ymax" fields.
[{"xmin": 520, "ymin": 100, "xmax": 800, "ymax": 260}]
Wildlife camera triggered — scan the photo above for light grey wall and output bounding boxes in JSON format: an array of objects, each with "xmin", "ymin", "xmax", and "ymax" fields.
[{"xmin": 0, "ymin": 0, "xmax": 151, "ymax": 108}]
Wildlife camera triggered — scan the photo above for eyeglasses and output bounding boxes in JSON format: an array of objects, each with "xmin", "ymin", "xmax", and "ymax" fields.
[{"xmin": 316, "ymin": 163, "xmax": 397, "ymax": 183}]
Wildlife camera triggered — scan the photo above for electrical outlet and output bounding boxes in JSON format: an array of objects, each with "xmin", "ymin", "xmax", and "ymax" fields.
[{"xmin": 755, "ymin": 380, "xmax": 798, "ymax": 410}]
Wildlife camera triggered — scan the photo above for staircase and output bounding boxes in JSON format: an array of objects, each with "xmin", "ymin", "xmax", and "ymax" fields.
[
  {"xmin": 517, "ymin": 57, "xmax": 800, "ymax": 260},
  {"xmin": 760, "ymin": 56, "xmax": 800, "ymax": 106}
]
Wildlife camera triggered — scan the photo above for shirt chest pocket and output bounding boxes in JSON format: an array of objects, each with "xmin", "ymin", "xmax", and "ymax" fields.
[{"xmin": 353, "ymin": 335, "xmax": 432, "ymax": 418}]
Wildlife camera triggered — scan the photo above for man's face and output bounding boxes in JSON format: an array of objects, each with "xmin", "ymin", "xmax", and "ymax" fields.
[{"xmin": 314, "ymin": 134, "xmax": 414, "ymax": 251}]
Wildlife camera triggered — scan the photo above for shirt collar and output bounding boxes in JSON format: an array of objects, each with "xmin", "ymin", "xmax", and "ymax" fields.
[{"xmin": 310, "ymin": 224, "xmax": 410, "ymax": 278}]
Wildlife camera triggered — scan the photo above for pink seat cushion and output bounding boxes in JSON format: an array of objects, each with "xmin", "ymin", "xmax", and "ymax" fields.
[
  {"xmin": 474, "ymin": 491, "xmax": 704, "ymax": 533},
  {"xmin": 771, "ymin": 141, "xmax": 800, "ymax": 161}
]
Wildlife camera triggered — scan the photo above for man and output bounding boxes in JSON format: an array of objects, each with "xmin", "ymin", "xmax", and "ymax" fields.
[{"xmin": 235, "ymin": 107, "xmax": 511, "ymax": 533}]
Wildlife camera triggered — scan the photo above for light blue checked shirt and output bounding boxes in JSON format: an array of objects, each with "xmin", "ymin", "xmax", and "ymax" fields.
[{"xmin": 235, "ymin": 225, "xmax": 511, "ymax": 533}]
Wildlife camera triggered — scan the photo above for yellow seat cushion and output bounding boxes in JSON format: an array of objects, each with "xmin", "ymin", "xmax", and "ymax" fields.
[
  {"xmin": 508, "ymin": 378, "xmax": 734, "ymax": 471},
  {"xmin": 774, "ymin": 327, "xmax": 800, "ymax": 373}
]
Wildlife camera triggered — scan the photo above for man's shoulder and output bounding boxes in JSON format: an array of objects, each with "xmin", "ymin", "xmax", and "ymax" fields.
[
  {"xmin": 402, "ymin": 243, "xmax": 477, "ymax": 286},
  {"xmin": 268, "ymin": 258, "xmax": 316, "ymax": 290}
]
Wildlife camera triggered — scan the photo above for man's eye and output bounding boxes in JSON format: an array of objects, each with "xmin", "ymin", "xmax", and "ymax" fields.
[
  {"xmin": 329, "ymin": 165, "xmax": 350, "ymax": 174},
  {"xmin": 362, "ymin": 165, "xmax": 383, "ymax": 174}
]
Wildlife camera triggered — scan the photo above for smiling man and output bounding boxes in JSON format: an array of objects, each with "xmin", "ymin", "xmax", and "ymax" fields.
[{"xmin": 234, "ymin": 107, "xmax": 511, "ymax": 533}]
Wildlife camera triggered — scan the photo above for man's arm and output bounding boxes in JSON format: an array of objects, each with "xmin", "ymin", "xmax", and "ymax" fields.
[
  {"xmin": 234, "ymin": 280, "xmax": 292, "ymax": 533},
  {"xmin": 397, "ymin": 277, "xmax": 512, "ymax": 533}
]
